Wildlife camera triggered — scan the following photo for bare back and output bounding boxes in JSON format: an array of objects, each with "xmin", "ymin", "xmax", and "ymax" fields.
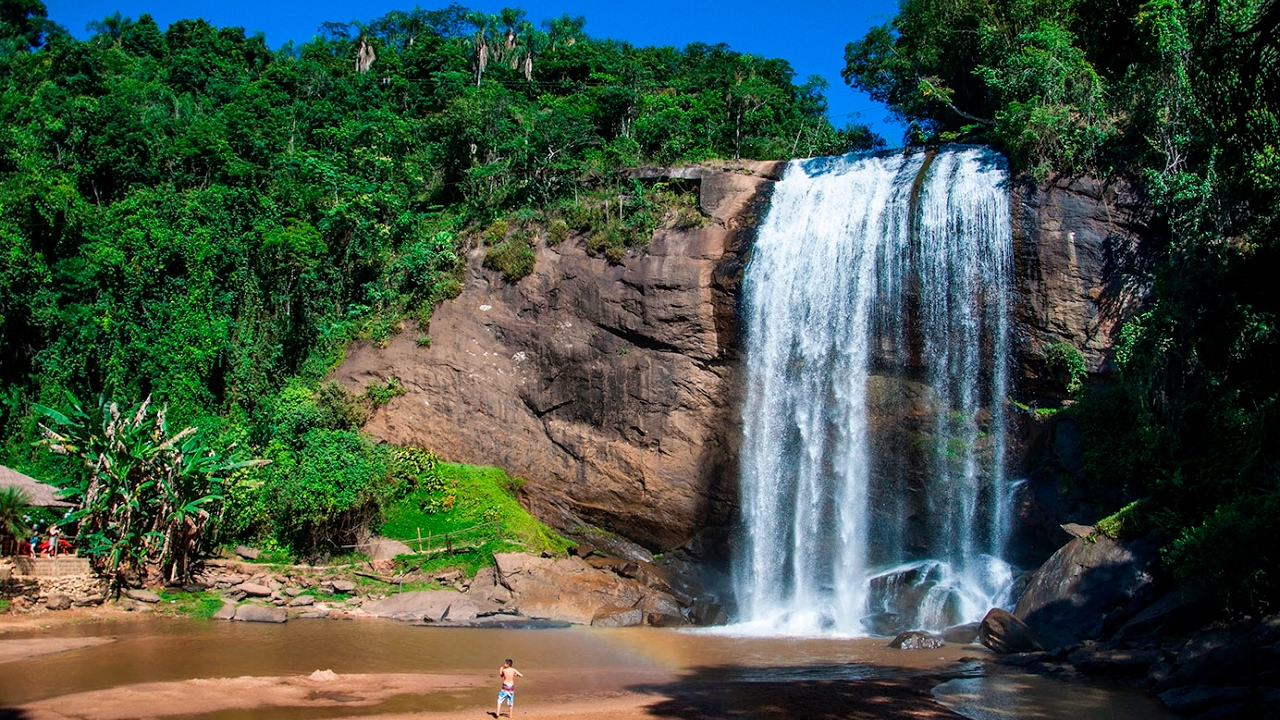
[{"xmin": 499, "ymin": 665, "xmax": 522, "ymax": 688}]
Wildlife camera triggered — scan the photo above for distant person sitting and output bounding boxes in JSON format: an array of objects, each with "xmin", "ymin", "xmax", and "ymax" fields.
[{"xmin": 495, "ymin": 658, "xmax": 523, "ymax": 718}]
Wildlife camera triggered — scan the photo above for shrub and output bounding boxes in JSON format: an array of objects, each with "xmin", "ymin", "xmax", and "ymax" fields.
[
  {"xmin": 483, "ymin": 219, "xmax": 509, "ymax": 245},
  {"xmin": 365, "ymin": 376, "xmax": 406, "ymax": 407},
  {"xmin": 547, "ymin": 219, "xmax": 570, "ymax": 246},
  {"xmin": 261, "ymin": 429, "xmax": 398, "ymax": 557},
  {"xmin": 484, "ymin": 239, "xmax": 536, "ymax": 282},
  {"xmin": 315, "ymin": 382, "xmax": 367, "ymax": 430},
  {"xmin": 1046, "ymin": 340, "xmax": 1087, "ymax": 393},
  {"xmin": 1166, "ymin": 491, "xmax": 1280, "ymax": 613},
  {"xmin": 416, "ymin": 334, "xmax": 433, "ymax": 348}
]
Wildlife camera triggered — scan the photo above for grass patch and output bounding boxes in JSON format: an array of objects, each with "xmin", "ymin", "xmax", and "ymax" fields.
[
  {"xmin": 155, "ymin": 589, "xmax": 226, "ymax": 619},
  {"xmin": 0, "ymin": 598, "xmax": 9, "ymax": 614},
  {"xmin": 380, "ymin": 462, "xmax": 568, "ymax": 576}
]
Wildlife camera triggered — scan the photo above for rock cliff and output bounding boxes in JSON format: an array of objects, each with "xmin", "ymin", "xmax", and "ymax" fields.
[
  {"xmin": 1007, "ymin": 174, "xmax": 1156, "ymax": 564},
  {"xmin": 1011, "ymin": 174, "xmax": 1154, "ymax": 397},
  {"xmin": 335, "ymin": 162, "xmax": 782, "ymax": 554}
]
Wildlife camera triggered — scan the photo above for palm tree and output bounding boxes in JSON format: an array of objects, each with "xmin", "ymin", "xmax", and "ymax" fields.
[
  {"xmin": 0, "ymin": 487, "xmax": 32, "ymax": 556},
  {"xmin": 464, "ymin": 11, "xmax": 494, "ymax": 86}
]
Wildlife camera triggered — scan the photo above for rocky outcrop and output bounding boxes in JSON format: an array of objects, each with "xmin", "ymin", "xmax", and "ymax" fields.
[
  {"xmin": 1011, "ymin": 174, "xmax": 1154, "ymax": 393},
  {"xmin": 1012, "ymin": 533, "xmax": 1160, "ymax": 649},
  {"xmin": 979, "ymin": 608, "xmax": 1044, "ymax": 654},
  {"xmin": 335, "ymin": 162, "xmax": 783, "ymax": 553}
]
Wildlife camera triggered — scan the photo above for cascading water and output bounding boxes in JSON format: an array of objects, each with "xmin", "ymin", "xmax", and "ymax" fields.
[{"xmin": 733, "ymin": 146, "xmax": 1014, "ymax": 636}]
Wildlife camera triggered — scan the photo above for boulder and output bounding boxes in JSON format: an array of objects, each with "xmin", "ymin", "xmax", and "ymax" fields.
[
  {"xmin": 639, "ymin": 592, "xmax": 685, "ymax": 627},
  {"xmin": 941, "ymin": 622, "xmax": 981, "ymax": 644},
  {"xmin": 1114, "ymin": 584, "xmax": 1212, "ymax": 642},
  {"xmin": 569, "ymin": 543, "xmax": 595, "ymax": 558},
  {"xmin": 861, "ymin": 612, "xmax": 904, "ymax": 637},
  {"xmin": 1012, "ymin": 535, "xmax": 1159, "ymax": 649},
  {"xmin": 45, "ymin": 594, "xmax": 72, "ymax": 611},
  {"xmin": 234, "ymin": 583, "xmax": 272, "ymax": 598},
  {"xmin": 361, "ymin": 590, "xmax": 462, "ymax": 622},
  {"xmin": 591, "ymin": 606, "xmax": 644, "ymax": 627},
  {"xmin": 233, "ymin": 545, "xmax": 261, "ymax": 560},
  {"xmin": 212, "ymin": 602, "xmax": 238, "ymax": 620},
  {"xmin": 979, "ymin": 608, "xmax": 1044, "ymax": 654},
  {"xmin": 124, "ymin": 588, "xmax": 162, "ymax": 603},
  {"xmin": 331, "ymin": 580, "xmax": 357, "ymax": 594},
  {"xmin": 72, "ymin": 594, "xmax": 105, "ymax": 607},
  {"xmin": 234, "ymin": 604, "xmax": 286, "ymax": 623},
  {"xmin": 689, "ymin": 597, "xmax": 728, "ymax": 626},
  {"xmin": 365, "ymin": 536, "xmax": 413, "ymax": 561},
  {"xmin": 491, "ymin": 552, "xmax": 657, "ymax": 625},
  {"xmin": 889, "ymin": 631, "xmax": 945, "ymax": 650},
  {"xmin": 288, "ymin": 595, "xmax": 315, "ymax": 607},
  {"xmin": 1066, "ymin": 643, "xmax": 1158, "ymax": 676},
  {"xmin": 284, "ymin": 586, "xmax": 305, "ymax": 597},
  {"xmin": 1157, "ymin": 615, "xmax": 1280, "ymax": 691}
]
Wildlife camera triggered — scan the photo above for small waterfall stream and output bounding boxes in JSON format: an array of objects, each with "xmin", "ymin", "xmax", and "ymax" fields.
[{"xmin": 734, "ymin": 146, "xmax": 1014, "ymax": 636}]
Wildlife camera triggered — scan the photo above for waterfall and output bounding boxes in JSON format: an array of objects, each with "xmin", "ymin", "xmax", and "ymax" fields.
[{"xmin": 733, "ymin": 146, "xmax": 1014, "ymax": 636}]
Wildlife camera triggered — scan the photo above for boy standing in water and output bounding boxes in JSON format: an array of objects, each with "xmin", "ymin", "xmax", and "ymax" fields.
[{"xmin": 496, "ymin": 658, "xmax": 522, "ymax": 718}]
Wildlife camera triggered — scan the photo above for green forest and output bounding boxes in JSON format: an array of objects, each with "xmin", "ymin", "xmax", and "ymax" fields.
[{"xmin": 2, "ymin": 0, "xmax": 1278, "ymax": 612}]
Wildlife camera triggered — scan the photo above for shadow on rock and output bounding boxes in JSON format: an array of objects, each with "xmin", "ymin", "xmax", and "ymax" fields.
[{"xmin": 628, "ymin": 664, "xmax": 972, "ymax": 720}]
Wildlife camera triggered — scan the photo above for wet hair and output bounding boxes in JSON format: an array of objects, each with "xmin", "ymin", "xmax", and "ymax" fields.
[{"xmin": 504, "ymin": 659, "xmax": 513, "ymax": 666}]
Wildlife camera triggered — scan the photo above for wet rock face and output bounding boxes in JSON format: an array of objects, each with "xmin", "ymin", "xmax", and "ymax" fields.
[
  {"xmin": 336, "ymin": 162, "xmax": 782, "ymax": 552},
  {"xmin": 1011, "ymin": 174, "xmax": 1154, "ymax": 396},
  {"xmin": 1005, "ymin": 175, "xmax": 1156, "ymax": 566}
]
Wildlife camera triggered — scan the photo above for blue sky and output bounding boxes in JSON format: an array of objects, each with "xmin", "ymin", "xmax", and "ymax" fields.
[{"xmin": 44, "ymin": 1, "xmax": 906, "ymax": 144}]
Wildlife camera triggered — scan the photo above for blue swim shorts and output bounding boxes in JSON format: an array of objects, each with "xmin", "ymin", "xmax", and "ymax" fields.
[{"xmin": 498, "ymin": 689, "xmax": 515, "ymax": 705}]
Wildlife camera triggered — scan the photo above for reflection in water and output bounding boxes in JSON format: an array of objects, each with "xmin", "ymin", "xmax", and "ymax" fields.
[{"xmin": 932, "ymin": 671, "xmax": 1177, "ymax": 720}]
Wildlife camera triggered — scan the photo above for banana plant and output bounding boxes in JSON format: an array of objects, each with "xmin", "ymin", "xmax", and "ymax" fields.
[{"xmin": 35, "ymin": 394, "xmax": 266, "ymax": 589}]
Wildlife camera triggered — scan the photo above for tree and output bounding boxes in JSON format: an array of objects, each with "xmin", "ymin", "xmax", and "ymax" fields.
[
  {"xmin": 0, "ymin": 486, "xmax": 32, "ymax": 555},
  {"xmin": 36, "ymin": 395, "xmax": 264, "ymax": 588}
]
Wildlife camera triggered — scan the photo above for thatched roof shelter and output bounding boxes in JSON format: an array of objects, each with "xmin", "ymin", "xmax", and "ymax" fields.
[{"xmin": 0, "ymin": 465, "xmax": 73, "ymax": 508}]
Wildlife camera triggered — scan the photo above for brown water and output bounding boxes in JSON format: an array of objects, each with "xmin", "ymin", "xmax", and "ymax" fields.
[{"xmin": 0, "ymin": 617, "xmax": 1176, "ymax": 719}]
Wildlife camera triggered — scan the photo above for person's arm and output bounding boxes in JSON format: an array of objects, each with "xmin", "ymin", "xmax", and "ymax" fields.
[{"xmin": 514, "ymin": 669, "xmax": 523, "ymax": 677}]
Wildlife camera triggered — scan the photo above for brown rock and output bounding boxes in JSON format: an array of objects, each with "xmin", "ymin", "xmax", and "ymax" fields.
[
  {"xmin": 491, "ymin": 552, "xmax": 656, "ymax": 625},
  {"xmin": 124, "ymin": 588, "xmax": 162, "ymax": 603},
  {"xmin": 332, "ymin": 166, "xmax": 775, "ymax": 552},
  {"xmin": 234, "ymin": 604, "xmax": 286, "ymax": 623},
  {"xmin": 234, "ymin": 583, "xmax": 272, "ymax": 598},
  {"xmin": 591, "ymin": 606, "xmax": 644, "ymax": 627},
  {"xmin": 331, "ymin": 580, "xmax": 356, "ymax": 594},
  {"xmin": 45, "ymin": 594, "xmax": 72, "ymax": 611},
  {"xmin": 1012, "ymin": 535, "xmax": 1159, "ymax": 649},
  {"xmin": 233, "ymin": 545, "xmax": 261, "ymax": 560},
  {"xmin": 979, "ymin": 608, "xmax": 1044, "ymax": 655}
]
